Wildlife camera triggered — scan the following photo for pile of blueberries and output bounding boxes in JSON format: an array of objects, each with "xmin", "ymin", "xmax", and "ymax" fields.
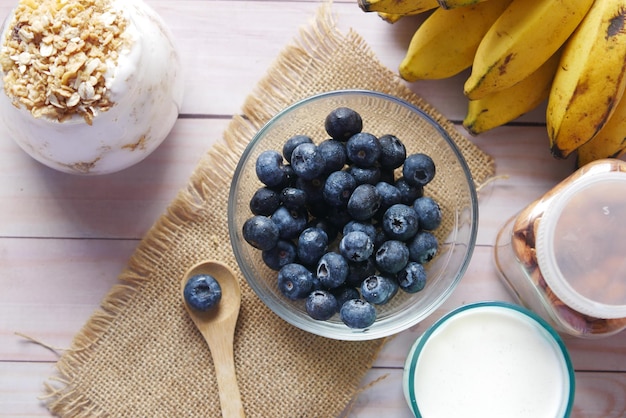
[{"xmin": 242, "ymin": 107, "xmax": 442, "ymax": 329}]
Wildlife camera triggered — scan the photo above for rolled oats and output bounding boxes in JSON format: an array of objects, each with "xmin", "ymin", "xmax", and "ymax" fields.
[{"xmin": 0, "ymin": 0, "xmax": 131, "ymax": 125}]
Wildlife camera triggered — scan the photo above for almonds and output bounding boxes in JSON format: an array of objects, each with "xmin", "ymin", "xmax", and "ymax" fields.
[{"xmin": 0, "ymin": 0, "xmax": 131, "ymax": 124}]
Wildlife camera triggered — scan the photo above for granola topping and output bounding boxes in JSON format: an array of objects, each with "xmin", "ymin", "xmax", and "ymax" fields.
[{"xmin": 0, "ymin": 0, "xmax": 131, "ymax": 124}]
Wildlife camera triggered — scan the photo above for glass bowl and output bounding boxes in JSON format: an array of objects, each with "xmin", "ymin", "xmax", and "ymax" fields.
[
  {"xmin": 228, "ymin": 89, "xmax": 478, "ymax": 340},
  {"xmin": 403, "ymin": 302, "xmax": 575, "ymax": 417}
]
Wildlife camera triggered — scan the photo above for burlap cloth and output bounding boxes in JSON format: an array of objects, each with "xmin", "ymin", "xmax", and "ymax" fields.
[{"xmin": 44, "ymin": 4, "xmax": 495, "ymax": 417}]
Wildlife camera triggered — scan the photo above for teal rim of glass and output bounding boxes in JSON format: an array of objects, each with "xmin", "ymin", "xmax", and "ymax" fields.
[{"xmin": 405, "ymin": 301, "xmax": 575, "ymax": 418}]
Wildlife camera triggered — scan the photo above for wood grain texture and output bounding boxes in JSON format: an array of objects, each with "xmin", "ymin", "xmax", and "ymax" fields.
[{"xmin": 0, "ymin": 0, "xmax": 624, "ymax": 416}]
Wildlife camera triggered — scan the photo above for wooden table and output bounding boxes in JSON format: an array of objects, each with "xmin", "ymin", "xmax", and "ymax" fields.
[{"xmin": 1, "ymin": 1, "xmax": 625, "ymax": 416}]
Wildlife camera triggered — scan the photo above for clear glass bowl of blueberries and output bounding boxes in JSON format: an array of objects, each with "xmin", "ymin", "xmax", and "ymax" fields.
[{"xmin": 228, "ymin": 90, "xmax": 478, "ymax": 340}]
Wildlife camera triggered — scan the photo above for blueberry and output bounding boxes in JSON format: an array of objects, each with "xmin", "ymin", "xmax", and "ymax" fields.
[
  {"xmin": 291, "ymin": 143, "xmax": 325, "ymax": 180},
  {"xmin": 378, "ymin": 134, "xmax": 406, "ymax": 170},
  {"xmin": 256, "ymin": 150, "xmax": 288, "ymax": 188},
  {"xmin": 340, "ymin": 231, "xmax": 374, "ymax": 262},
  {"xmin": 348, "ymin": 165, "xmax": 381, "ymax": 185},
  {"xmin": 413, "ymin": 196, "xmax": 442, "ymax": 231},
  {"xmin": 277, "ymin": 263, "xmax": 315, "ymax": 300},
  {"xmin": 395, "ymin": 177, "xmax": 424, "ymax": 205},
  {"xmin": 346, "ymin": 132, "xmax": 381, "ymax": 168},
  {"xmin": 305, "ymin": 290, "xmax": 339, "ymax": 321},
  {"xmin": 250, "ymin": 187, "xmax": 280, "ymax": 216},
  {"xmin": 397, "ymin": 262, "xmax": 427, "ymax": 293},
  {"xmin": 283, "ymin": 134, "xmax": 313, "ymax": 163},
  {"xmin": 375, "ymin": 240, "xmax": 410, "ymax": 274},
  {"xmin": 307, "ymin": 218, "xmax": 339, "ymax": 243},
  {"xmin": 323, "ymin": 170, "xmax": 357, "ymax": 207},
  {"xmin": 360, "ymin": 274, "xmax": 398, "ymax": 305},
  {"xmin": 296, "ymin": 176, "xmax": 325, "ymax": 205},
  {"xmin": 325, "ymin": 107, "xmax": 363, "ymax": 141},
  {"xmin": 347, "ymin": 184, "xmax": 382, "ymax": 221},
  {"xmin": 318, "ymin": 139, "xmax": 347, "ymax": 174},
  {"xmin": 262, "ymin": 239, "xmax": 297, "ymax": 271},
  {"xmin": 408, "ymin": 230, "xmax": 439, "ymax": 263},
  {"xmin": 242, "ymin": 215, "xmax": 279, "ymax": 250},
  {"xmin": 346, "ymin": 258, "xmax": 377, "ymax": 287},
  {"xmin": 326, "ymin": 206, "xmax": 354, "ymax": 229},
  {"xmin": 375, "ymin": 181, "xmax": 402, "ymax": 217},
  {"xmin": 271, "ymin": 206, "xmax": 308, "ymax": 240},
  {"xmin": 381, "ymin": 204, "xmax": 420, "ymax": 241},
  {"xmin": 340, "ymin": 298, "xmax": 376, "ymax": 329},
  {"xmin": 342, "ymin": 220, "xmax": 377, "ymax": 243},
  {"xmin": 297, "ymin": 227, "xmax": 329, "ymax": 266},
  {"xmin": 316, "ymin": 252, "xmax": 349, "ymax": 289},
  {"xmin": 280, "ymin": 187, "xmax": 307, "ymax": 210},
  {"xmin": 183, "ymin": 274, "xmax": 222, "ymax": 311},
  {"xmin": 403, "ymin": 153, "xmax": 436, "ymax": 187},
  {"xmin": 331, "ymin": 286, "xmax": 360, "ymax": 310}
]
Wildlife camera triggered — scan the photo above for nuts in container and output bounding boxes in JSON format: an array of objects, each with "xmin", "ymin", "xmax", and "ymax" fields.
[
  {"xmin": 494, "ymin": 158, "xmax": 626, "ymax": 338},
  {"xmin": 0, "ymin": 0, "xmax": 184, "ymax": 175}
]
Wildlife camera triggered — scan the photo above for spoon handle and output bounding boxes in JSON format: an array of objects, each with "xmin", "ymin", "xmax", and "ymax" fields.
[{"xmin": 207, "ymin": 332, "xmax": 246, "ymax": 418}]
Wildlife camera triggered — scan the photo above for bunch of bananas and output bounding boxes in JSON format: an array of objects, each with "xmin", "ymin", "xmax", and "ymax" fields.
[{"xmin": 357, "ymin": 0, "xmax": 626, "ymax": 166}]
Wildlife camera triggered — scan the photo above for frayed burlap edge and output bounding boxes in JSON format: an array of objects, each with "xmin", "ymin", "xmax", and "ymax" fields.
[{"xmin": 43, "ymin": 3, "xmax": 495, "ymax": 417}]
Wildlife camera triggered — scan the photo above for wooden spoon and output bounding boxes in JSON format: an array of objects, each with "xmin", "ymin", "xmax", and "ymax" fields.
[{"xmin": 181, "ymin": 260, "xmax": 245, "ymax": 418}]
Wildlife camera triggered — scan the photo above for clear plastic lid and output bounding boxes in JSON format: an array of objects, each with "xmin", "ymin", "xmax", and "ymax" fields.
[{"xmin": 536, "ymin": 171, "xmax": 626, "ymax": 319}]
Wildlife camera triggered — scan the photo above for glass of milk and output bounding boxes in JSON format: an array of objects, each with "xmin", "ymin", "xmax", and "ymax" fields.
[
  {"xmin": 403, "ymin": 302, "xmax": 575, "ymax": 418},
  {"xmin": 0, "ymin": 0, "xmax": 184, "ymax": 175}
]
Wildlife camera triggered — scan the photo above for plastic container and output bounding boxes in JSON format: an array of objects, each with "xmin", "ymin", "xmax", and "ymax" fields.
[
  {"xmin": 402, "ymin": 302, "xmax": 574, "ymax": 418},
  {"xmin": 495, "ymin": 158, "xmax": 626, "ymax": 338}
]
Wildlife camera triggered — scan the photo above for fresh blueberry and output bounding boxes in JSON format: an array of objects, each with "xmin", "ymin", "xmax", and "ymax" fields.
[
  {"xmin": 346, "ymin": 132, "xmax": 381, "ymax": 168},
  {"xmin": 316, "ymin": 252, "xmax": 349, "ymax": 289},
  {"xmin": 381, "ymin": 204, "xmax": 420, "ymax": 241},
  {"xmin": 242, "ymin": 215, "xmax": 279, "ymax": 250},
  {"xmin": 297, "ymin": 227, "xmax": 329, "ymax": 266},
  {"xmin": 331, "ymin": 286, "xmax": 360, "ymax": 310},
  {"xmin": 340, "ymin": 231, "xmax": 374, "ymax": 262},
  {"xmin": 340, "ymin": 298, "xmax": 376, "ymax": 329},
  {"xmin": 375, "ymin": 181, "xmax": 402, "ymax": 217},
  {"xmin": 326, "ymin": 206, "xmax": 353, "ymax": 229},
  {"xmin": 345, "ymin": 258, "xmax": 377, "ymax": 287},
  {"xmin": 347, "ymin": 184, "xmax": 382, "ymax": 221},
  {"xmin": 271, "ymin": 206, "xmax": 308, "ymax": 240},
  {"xmin": 283, "ymin": 134, "xmax": 313, "ymax": 163},
  {"xmin": 183, "ymin": 274, "xmax": 222, "ymax": 311},
  {"xmin": 305, "ymin": 290, "xmax": 339, "ymax": 320},
  {"xmin": 395, "ymin": 177, "xmax": 424, "ymax": 205},
  {"xmin": 403, "ymin": 153, "xmax": 436, "ymax": 187},
  {"xmin": 280, "ymin": 187, "xmax": 307, "ymax": 210},
  {"xmin": 325, "ymin": 107, "xmax": 363, "ymax": 141},
  {"xmin": 360, "ymin": 274, "xmax": 398, "ymax": 305},
  {"xmin": 291, "ymin": 143, "xmax": 325, "ymax": 180},
  {"xmin": 256, "ymin": 150, "xmax": 288, "ymax": 188},
  {"xmin": 413, "ymin": 196, "xmax": 442, "ymax": 231},
  {"xmin": 295, "ymin": 176, "xmax": 325, "ymax": 205},
  {"xmin": 397, "ymin": 262, "xmax": 427, "ymax": 293},
  {"xmin": 277, "ymin": 263, "xmax": 315, "ymax": 300},
  {"xmin": 375, "ymin": 240, "xmax": 410, "ymax": 274},
  {"xmin": 318, "ymin": 139, "xmax": 347, "ymax": 174},
  {"xmin": 378, "ymin": 134, "xmax": 406, "ymax": 170},
  {"xmin": 348, "ymin": 165, "xmax": 381, "ymax": 185},
  {"xmin": 343, "ymin": 220, "xmax": 377, "ymax": 243},
  {"xmin": 262, "ymin": 239, "xmax": 297, "ymax": 271},
  {"xmin": 408, "ymin": 230, "xmax": 439, "ymax": 263},
  {"xmin": 307, "ymin": 218, "xmax": 339, "ymax": 243},
  {"xmin": 249, "ymin": 187, "xmax": 280, "ymax": 216},
  {"xmin": 323, "ymin": 170, "xmax": 357, "ymax": 207}
]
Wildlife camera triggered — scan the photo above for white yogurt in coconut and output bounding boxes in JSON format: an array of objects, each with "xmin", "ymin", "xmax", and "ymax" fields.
[
  {"xmin": 0, "ymin": 0, "xmax": 183, "ymax": 174},
  {"xmin": 403, "ymin": 303, "xmax": 574, "ymax": 418}
]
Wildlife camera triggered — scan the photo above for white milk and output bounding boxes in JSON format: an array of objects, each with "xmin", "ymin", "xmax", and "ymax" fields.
[{"xmin": 403, "ymin": 303, "xmax": 573, "ymax": 418}]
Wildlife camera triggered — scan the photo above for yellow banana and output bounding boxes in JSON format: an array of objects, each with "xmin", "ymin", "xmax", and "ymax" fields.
[
  {"xmin": 399, "ymin": 0, "xmax": 512, "ymax": 81},
  {"xmin": 437, "ymin": 0, "xmax": 490, "ymax": 9},
  {"xmin": 576, "ymin": 93, "xmax": 626, "ymax": 167},
  {"xmin": 547, "ymin": 1, "xmax": 626, "ymax": 159},
  {"xmin": 463, "ymin": 0, "xmax": 594, "ymax": 100},
  {"xmin": 463, "ymin": 50, "xmax": 561, "ymax": 135},
  {"xmin": 358, "ymin": 0, "xmax": 438, "ymax": 14},
  {"xmin": 377, "ymin": 9, "xmax": 428, "ymax": 23}
]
